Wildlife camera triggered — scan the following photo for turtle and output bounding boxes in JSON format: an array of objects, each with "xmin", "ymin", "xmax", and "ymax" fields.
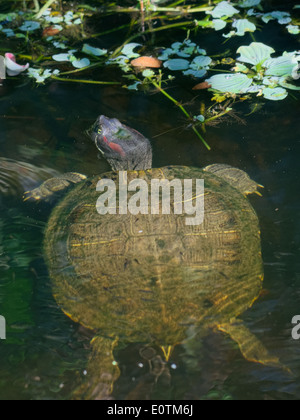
[{"xmin": 26, "ymin": 115, "xmax": 282, "ymax": 400}]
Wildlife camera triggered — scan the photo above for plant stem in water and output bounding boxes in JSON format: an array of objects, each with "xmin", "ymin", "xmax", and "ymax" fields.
[{"xmin": 151, "ymin": 80, "xmax": 210, "ymax": 150}]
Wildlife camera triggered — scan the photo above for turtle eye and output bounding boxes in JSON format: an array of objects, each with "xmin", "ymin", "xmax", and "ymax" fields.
[{"xmin": 97, "ymin": 127, "xmax": 102, "ymax": 135}]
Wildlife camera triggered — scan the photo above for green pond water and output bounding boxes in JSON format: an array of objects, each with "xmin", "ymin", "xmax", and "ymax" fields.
[{"xmin": 0, "ymin": 0, "xmax": 300, "ymax": 400}]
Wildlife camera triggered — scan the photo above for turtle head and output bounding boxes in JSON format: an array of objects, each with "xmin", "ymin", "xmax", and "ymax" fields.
[{"xmin": 90, "ymin": 115, "xmax": 153, "ymax": 171}]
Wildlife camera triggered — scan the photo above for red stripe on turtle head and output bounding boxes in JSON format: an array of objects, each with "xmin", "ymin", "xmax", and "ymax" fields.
[{"xmin": 108, "ymin": 142, "xmax": 126, "ymax": 157}]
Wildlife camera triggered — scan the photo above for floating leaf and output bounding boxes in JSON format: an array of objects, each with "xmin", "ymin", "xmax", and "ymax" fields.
[
  {"xmin": 238, "ymin": 0, "xmax": 261, "ymax": 7},
  {"xmin": 232, "ymin": 19, "xmax": 256, "ymax": 36},
  {"xmin": 19, "ymin": 21, "xmax": 40, "ymax": 31},
  {"xmin": 212, "ymin": 19, "xmax": 227, "ymax": 31},
  {"xmin": 237, "ymin": 42, "xmax": 275, "ymax": 65},
  {"xmin": 121, "ymin": 43, "xmax": 141, "ymax": 59},
  {"xmin": 262, "ymin": 87, "xmax": 288, "ymax": 100},
  {"xmin": 163, "ymin": 59, "xmax": 190, "ymax": 71},
  {"xmin": 72, "ymin": 58, "xmax": 90, "ymax": 69},
  {"xmin": 287, "ymin": 25, "xmax": 300, "ymax": 35},
  {"xmin": 194, "ymin": 115, "xmax": 205, "ymax": 122},
  {"xmin": 1, "ymin": 29, "xmax": 15, "ymax": 37},
  {"xmin": 233, "ymin": 62, "xmax": 249, "ymax": 72},
  {"xmin": 52, "ymin": 41, "xmax": 68, "ymax": 50},
  {"xmin": 158, "ymin": 48, "xmax": 173, "ymax": 61},
  {"xmin": 183, "ymin": 69, "xmax": 207, "ymax": 78},
  {"xmin": 264, "ymin": 55, "xmax": 299, "ymax": 79},
  {"xmin": 208, "ymin": 1, "xmax": 239, "ymax": 18},
  {"xmin": 142, "ymin": 69, "xmax": 155, "ymax": 78},
  {"xmin": 261, "ymin": 11, "xmax": 291, "ymax": 25},
  {"xmin": 279, "ymin": 79, "xmax": 300, "ymax": 91},
  {"xmin": 82, "ymin": 44, "xmax": 107, "ymax": 56},
  {"xmin": 205, "ymin": 73, "xmax": 253, "ymax": 93},
  {"xmin": 52, "ymin": 53, "xmax": 71, "ymax": 62},
  {"xmin": 190, "ymin": 56, "xmax": 212, "ymax": 68},
  {"xmin": 127, "ymin": 81, "xmax": 141, "ymax": 91}
]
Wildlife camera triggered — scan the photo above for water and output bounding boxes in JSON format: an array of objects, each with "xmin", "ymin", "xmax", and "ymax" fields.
[{"xmin": 0, "ymin": 1, "xmax": 300, "ymax": 400}]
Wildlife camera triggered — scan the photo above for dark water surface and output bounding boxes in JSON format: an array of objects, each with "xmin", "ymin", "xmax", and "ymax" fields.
[{"xmin": 0, "ymin": 1, "xmax": 300, "ymax": 400}]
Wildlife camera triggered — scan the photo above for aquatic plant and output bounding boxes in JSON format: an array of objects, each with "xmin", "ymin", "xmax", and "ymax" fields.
[
  {"xmin": 0, "ymin": 0, "xmax": 299, "ymax": 147},
  {"xmin": 206, "ymin": 42, "xmax": 300, "ymax": 101}
]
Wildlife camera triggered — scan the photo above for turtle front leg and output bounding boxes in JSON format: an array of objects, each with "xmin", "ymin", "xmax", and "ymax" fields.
[
  {"xmin": 217, "ymin": 321, "xmax": 286, "ymax": 370},
  {"xmin": 24, "ymin": 172, "xmax": 87, "ymax": 202},
  {"xmin": 73, "ymin": 336, "xmax": 120, "ymax": 401}
]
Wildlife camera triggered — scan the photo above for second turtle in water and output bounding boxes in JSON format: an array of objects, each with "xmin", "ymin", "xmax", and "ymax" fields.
[{"xmin": 28, "ymin": 116, "xmax": 281, "ymax": 399}]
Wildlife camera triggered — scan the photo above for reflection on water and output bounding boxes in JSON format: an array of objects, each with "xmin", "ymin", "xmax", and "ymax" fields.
[{"xmin": 0, "ymin": 4, "xmax": 300, "ymax": 401}]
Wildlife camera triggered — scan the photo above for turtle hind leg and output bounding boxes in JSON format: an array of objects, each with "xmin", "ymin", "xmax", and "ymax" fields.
[
  {"xmin": 217, "ymin": 321, "xmax": 287, "ymax": 371},
  {"xmin": 24, "ymin": 172, "xmax": 87, "ymax": 203},
  {"xmin": 72, "ymin": 336, "xmax": 120, "ymax": 400}
]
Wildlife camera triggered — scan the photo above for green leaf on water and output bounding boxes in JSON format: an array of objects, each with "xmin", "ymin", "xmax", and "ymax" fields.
[
  {"xmin": 212, "ymin": 19, "xmax": 227, "ymax": 31},
  {"xmin": 238, "ymin": 0, "xmax": 261, "ymax": 8},
  {"xmin": 287, "ymin": 25, "xmax": 300, "ymax": 35},
  {"xmin": 122, "ymin": 43, "xmax": 141, "ymax": 59},
  {"xmin": 206, "ymin": 73, "xmax": 253, "ymax": 93},
  {"xmin": 232, "ymin": 19, "xmax": 256, "ymax": 36},
  {"xmin": 264, "ymin": 54, "xmax": 299, "ymax": 79},
  {"xmin": 208, "ymin": 1, "xmax": 239, "ymax": 18},
  {"xmin": 82, "ymin": 44, "xmax": 107, "ymax": 57},
  {"xmin": 262, "ymin": 87, "xmax": 288, "ymax": 100},
  {"xmin": 163, "ymin": 59, "xmax": 190, "ymax": 71},
  {"xmin": 72, "ymin": 58, "xmax": 90, "ymax": 68},
  {"xmin": 237, "ymin": 42, "xmax": 275, "ymax": 65}
]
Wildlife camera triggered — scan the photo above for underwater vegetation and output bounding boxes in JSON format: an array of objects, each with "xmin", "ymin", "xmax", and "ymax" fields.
[{"xmin": 0, "ymin": 0, "xmax": 299, "ymax": 147}]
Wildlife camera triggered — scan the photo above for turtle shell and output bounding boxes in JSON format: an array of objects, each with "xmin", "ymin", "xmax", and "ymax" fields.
[{"xmin": 45, "ymin": 166, "xmax": 263, "ymax": 346}]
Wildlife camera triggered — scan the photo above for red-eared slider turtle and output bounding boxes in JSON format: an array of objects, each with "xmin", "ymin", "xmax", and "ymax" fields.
[{"xmin": 26, "ymin": 116, "xmax": 281, "ymax": 400}]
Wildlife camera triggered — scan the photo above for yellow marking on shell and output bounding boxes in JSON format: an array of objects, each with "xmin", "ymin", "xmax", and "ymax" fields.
[
  {"xmin": 157, "ymin": 168, "xmax": 166, "ymax": 179},
  {"xmin": 71, "ymin": 239, "xmax": 120, "ymax": 247},
  {"xmin": 160, "ymin": 345, "xmax": 174, "ymax": 362},
  {"xmin": 185, "ymin": 229, "xmax": 238, "ymax": 237},
  {"xmin": 212, "ymin": 294, "xmax": 229, "ymax": 306},
  {"xmin": 174, "ymin": 191, "xmax": 206, "ymax": 206}
]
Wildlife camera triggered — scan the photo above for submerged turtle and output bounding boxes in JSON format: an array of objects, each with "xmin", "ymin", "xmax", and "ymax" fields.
[{"xmin": 27, "ymin": 116, "xmax": 281, "ymax": 399}]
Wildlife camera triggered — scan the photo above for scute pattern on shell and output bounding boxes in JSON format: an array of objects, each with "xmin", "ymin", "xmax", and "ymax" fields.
[{"xmin": 46, "ymin": 166, "xmax": 263, "ymax": 346}]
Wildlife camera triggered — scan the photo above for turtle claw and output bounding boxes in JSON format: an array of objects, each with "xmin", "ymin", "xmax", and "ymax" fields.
[{"xmin": 23, "ymin": 173, "xmax": 87, "ymax": 203}]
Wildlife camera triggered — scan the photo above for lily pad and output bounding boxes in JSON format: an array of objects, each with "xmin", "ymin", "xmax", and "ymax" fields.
[
  {"xmin": 205, "ymin": 73, "xmax": 253, "ymax": 93},
  {"xmin": 237, "ymin": 42, "xmax": 275, "ymax": 65}
]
